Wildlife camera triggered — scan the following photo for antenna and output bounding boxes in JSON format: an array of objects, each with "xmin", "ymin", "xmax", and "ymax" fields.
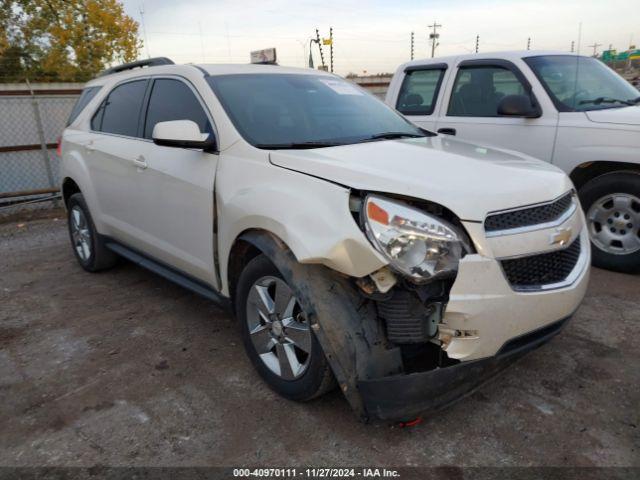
[
  {"xmin": 411, "ymin": 31, "xmax": 414, "ymax": 60},
  {"xmin": 139, "ymin": 2, "xmax": 150, "ymax": 59}
]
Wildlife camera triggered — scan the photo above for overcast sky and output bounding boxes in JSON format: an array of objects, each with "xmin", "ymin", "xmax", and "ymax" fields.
[{"xmin": 121, "ymin": 0, "xmax": 639, "ymax": 75}]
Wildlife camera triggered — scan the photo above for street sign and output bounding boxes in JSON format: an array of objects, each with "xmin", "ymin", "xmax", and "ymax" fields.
[{"xmin": 250, "ymin": 48, "xmax": 277, "ymax": 65}]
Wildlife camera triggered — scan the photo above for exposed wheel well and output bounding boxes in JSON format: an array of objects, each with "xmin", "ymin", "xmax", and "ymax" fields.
[
  {"xmin": 62, "ymin": 178, "xmax": 81, "ymax": 207},
  {"xmin": 227, "ymin": 236, "xmax": 263, "ymax": 308},
  {"xmin": 570, "ymin": 161, "xmax": 640, "ymax": 190}
]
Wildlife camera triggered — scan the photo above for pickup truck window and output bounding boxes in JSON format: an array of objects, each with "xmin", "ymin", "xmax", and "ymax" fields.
[
  {"xmin": 207, "ymin": 74, "xmax": 423, "ymax": 148},
  {"xmin": 448, "ymin": 66, "xmax": 526, "ymax": 117},
  {"xmin": 92, "ymin": 79, "xmax": 147, "ymax": 137},
  {"xmin": 143, "ymin": 79, "xmax": 212, "ymax": 139},
  {"xmin": 524, "ymin": 55, "xmax": 640, "ymax": 112},
  {"xmin": 396, "ymin": 68, "xmax": 445, "ymax": 115}
]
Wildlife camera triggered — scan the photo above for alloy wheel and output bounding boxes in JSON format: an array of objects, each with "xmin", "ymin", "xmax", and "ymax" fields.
[
  {"xmin": 245, "ymin": 276, "xmax": 312, "ymax": 380},
  {"xmin": 70, "ymin": 206, "xmax": 92, "ymax": 262}
]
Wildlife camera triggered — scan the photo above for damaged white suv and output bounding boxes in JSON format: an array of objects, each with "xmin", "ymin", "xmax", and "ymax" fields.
[{"xmin": 60, "ymin": 58, "xmax": 589, "ymax": 421}]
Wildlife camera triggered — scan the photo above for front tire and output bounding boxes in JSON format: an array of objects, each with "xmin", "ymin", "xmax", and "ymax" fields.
[
  {"xmin": 67, "ymin": 193, "xmax": 118, "ymax": 272},
  {"xmin": 579, "ymin": 172, "xmax": 640, "ymax": 273},
  {"xmin": 235, "ymin": 254, "xmax": 335, "ymax": 401}
]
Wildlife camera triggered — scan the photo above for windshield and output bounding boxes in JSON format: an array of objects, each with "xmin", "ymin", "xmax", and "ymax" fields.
[
  {"xmin": 524, "ymin": 55, "xmax": 639, "ymax": 112},
  {"xmin": 206, "ymin": 73, "xmax": 424, "ymax": 148}
]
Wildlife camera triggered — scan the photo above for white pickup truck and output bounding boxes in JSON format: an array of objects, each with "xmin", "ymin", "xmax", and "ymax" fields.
[{"xmin": 386, "ymin": 51, "xmax": 640, "ymax": 273}]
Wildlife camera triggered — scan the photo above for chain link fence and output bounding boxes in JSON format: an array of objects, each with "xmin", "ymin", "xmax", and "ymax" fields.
[{"xmin": 0, "ymin": 83, "xmax": 82, "ymax": 221}]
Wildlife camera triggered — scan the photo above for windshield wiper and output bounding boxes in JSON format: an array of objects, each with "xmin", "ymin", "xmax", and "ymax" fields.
[
  {"xmin": 630, "ymin": 96, "xmax": 640, "ymax": 105},
  {"xmin": 355, "ymin": 131, "xmax": 428, "ymax": 144},
  {"xmin": 579, "ymin": 97, "xmax": 635, "ymax": 106},
  {"xmin": 367, "ymin": 132, "xmax": 427, "ymax": 140},
  {"xmin": 255, "ymin": 141, "xmax": 344, "ymax": 150}
]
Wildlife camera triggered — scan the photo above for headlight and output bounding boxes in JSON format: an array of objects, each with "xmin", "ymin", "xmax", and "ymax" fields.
[{"xmin": 363, "ymin": 195, "xmax": 465, "ymax": 282}]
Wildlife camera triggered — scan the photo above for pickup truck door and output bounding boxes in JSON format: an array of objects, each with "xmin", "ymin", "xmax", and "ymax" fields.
[
  {"xmin": 390, "ymin": 63, "xmax": 450, "ymax": 133},
  {"xmin": 433, "ymin": 59, "xmax": 558, "ymax": 162},
  {"xmin": 131, "ymin": 77, "xmax": 219, "ymax": 287}
]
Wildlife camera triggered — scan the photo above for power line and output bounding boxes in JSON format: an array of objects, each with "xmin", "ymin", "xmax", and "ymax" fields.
[{"xmin": 428, "ymin": 22, "xmax": 442, "ymax": 58}]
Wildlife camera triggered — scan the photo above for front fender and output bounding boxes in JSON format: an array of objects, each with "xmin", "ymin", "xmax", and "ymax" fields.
[{"xmin": 216, "ymin": 147, "xmax": 386, "ymax": 296}]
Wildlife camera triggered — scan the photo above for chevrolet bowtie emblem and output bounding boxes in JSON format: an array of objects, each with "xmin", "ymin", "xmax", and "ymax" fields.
[{"xmin": 550, "ymin": 228, "xmax": 572, "ymax": 246}]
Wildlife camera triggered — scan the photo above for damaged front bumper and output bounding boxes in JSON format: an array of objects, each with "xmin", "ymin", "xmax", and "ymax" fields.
[{"xmin": 358, "ymin": 315, "xmax": 570, "ymax": 421}]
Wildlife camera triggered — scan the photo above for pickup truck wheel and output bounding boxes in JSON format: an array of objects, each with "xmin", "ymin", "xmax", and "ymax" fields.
[
  {"xmin": 236, "ymin": 254, "xmax": 335, "ymax": 401},
  {"xmin": 579, "ymin": 172, "xmax": 640, "ymax": 273},
  {"xmin": 67, "ymin": 193, "xmax": 118, "ymax": 272}
]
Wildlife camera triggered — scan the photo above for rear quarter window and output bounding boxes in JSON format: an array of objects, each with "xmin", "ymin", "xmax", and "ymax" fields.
[{"xmin": 67, "ymin": 86, "xmax": 101, "ymax": 126}]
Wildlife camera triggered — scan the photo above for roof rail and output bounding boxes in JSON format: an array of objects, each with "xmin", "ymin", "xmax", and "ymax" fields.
[{"xmin": 98, "ymin": 57, "xmax": 175, "ymax": 77}]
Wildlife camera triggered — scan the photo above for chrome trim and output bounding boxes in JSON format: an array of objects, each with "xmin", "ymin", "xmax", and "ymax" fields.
[
  {"xmin": 500, "ymin": 230, "xmax": 589, "ymax": 293},
  {"xmin": 485, "ymin": 191, "xmax": 576, "ymax": 238}
]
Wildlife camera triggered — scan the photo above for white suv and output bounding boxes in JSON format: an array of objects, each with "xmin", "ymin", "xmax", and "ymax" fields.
[
  {"xmin": 386, "ymin": 51, "xmax": 640, "ymax": 273},
  {"xmin": 60, "ymin": 57, "xmax": 589, "ymax": 422}
]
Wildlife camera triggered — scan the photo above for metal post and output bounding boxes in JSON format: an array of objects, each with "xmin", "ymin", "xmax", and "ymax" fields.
[
  {"xmin": 25, "ymin": 79, "xmax": 56, "ymax": 193},
  {"xmin": 411, "ymin": 32, "xmax": 414, "ymax": 60},
  {"xmin": 315, "ymin": 28, "xmax": 325, "ymax": 69},
  {"xmin": 330, "ymin": 27, "xmax": 334, "ymax": 73}
]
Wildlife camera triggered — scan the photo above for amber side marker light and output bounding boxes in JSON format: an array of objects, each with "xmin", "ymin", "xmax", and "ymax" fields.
[{"xmin": 367, "ymin": 200, "xmax": 389, "ymax": 225}]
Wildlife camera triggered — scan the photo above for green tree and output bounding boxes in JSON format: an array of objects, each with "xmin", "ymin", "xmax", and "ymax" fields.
[{"xmin": 0, "ymin": 0, "xmax": 141, "ymax": 82}]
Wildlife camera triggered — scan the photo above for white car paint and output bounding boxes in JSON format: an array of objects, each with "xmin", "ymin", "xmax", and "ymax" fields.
[
  {"xmin": 385, "ymin": 50, "xmax": 640, "ymax": 186},
  {"xmin": 60, "ymin": 62, "xmax": 589, "ymax": 363}
]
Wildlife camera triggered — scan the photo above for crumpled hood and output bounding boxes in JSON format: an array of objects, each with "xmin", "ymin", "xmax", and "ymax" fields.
[
  {"xmin": 270, "ymin": 136, "xmax": 572, "ymax": 221},
  {"xmin": 585, "ymin": 105, "xmax": 640, "ymax": 126}
]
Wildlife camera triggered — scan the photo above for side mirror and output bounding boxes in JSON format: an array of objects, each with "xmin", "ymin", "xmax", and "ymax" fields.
[
  {"xmin": 497, "ymin": 94, "xmax": 541, "ymax": 118},
  {"xmin": 152, "ymin": 120, "xmax": 216, "ymax": 151}
]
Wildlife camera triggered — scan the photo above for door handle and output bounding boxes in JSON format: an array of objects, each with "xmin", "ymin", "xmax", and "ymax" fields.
[
  {"xmin": 133, "ymin": 155, "xmax": 148, "ymax": 170},
  {"xmin": 437, "ymin": 128, "xmax": 457, "ymax": 136}
]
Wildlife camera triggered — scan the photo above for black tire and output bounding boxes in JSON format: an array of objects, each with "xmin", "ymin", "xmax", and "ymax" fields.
[
  {"xmin": 67, "ymin": 193, "xmax": 118, "ymax": 272},
  {"xmin": 235, "ymin": 254, "xmax": 335, "ymax": 401},
  {"xmin": 578, "ymin": 171, "xmax": 640, "ymax": 273}
]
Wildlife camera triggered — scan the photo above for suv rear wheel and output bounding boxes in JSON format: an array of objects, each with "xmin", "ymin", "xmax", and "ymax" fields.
[
  {"xmin": 579, "ymin": 172, "xmax": 640, "ymax": 273},
  {"xmin": 236, "ymin": 254, "xmax": 335, "ymax": 401},
  {"xmin": 67, "ymin": 193, "xmax": 118, "ymax": 272}
]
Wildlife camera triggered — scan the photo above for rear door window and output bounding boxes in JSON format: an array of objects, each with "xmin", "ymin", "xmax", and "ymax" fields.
[
  {"xmin": 396, "ymin": 68, "xmax": 445, "ymax": 115},
  {"xmin": 92, "ymin": 79, "xmax": 147, "ymax": 137},
  {"xmin": 67, "ymin": 86, "xmax": 101, "ymax": 126},
  {"xmin": 143, "ymin": 78, "xmax": 212, "ymax": 139},
  {"xmin": 448, "ymin": 66, "xmax": 527, "ymax": 116}
]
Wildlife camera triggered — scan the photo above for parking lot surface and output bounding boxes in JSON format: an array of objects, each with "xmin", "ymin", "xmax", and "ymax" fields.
[{"xmin": 0, "ymin": 214, "xmax": 638, "ymax": 467}]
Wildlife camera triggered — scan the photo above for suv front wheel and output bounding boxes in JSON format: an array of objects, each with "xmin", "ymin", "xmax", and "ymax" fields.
[
  {"xmin": 236, "ymin": 254, "xmax": 335, "ymax": 401},
  {"xmin": 579, "ymin": 171, "xmax": 640, "ymax": 273}
]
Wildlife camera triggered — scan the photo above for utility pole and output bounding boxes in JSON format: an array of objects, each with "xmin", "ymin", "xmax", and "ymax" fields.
[
  {"xmin": 315, "ymin": 28, "xmax": 325, "ymax": 69},
  {"xmin": 428, "ymin": 21, "xmax": 442, "ymax": 58},
  {"xmin": 475, "ymin": 35, "xmax": 479, "ymax": 53},
  {"xmin": 329, "ymin": 27, "xmax": 334, "ymax": 73},
  {"xmin": 527, "ymin": 37, "xmax": 531, "ymax": 50},
  {"xmin": 410, "ymin": 31, "xmax": 414, "ymax": 60},
  {"xmin": 588, "ymin": 42, "xmax": 602, "ymax": 57},
  {"xmin": 570, "ymin": 40, "xmax": 575, "ymax": 53}
]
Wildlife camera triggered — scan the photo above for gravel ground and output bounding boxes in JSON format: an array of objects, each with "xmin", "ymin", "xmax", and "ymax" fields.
[{"xmin": 0, "ymin": 214, "xmax": 638, "ymax": 468}]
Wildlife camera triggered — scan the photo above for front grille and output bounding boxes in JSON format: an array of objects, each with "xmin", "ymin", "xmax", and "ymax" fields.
[
  {"xmin": 501, "ymin": 237, "xmax": 581, "ymax": 290},
  {"xmin": 485, "ymin": 192, "xmax": 574, "ymax": 233}
]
